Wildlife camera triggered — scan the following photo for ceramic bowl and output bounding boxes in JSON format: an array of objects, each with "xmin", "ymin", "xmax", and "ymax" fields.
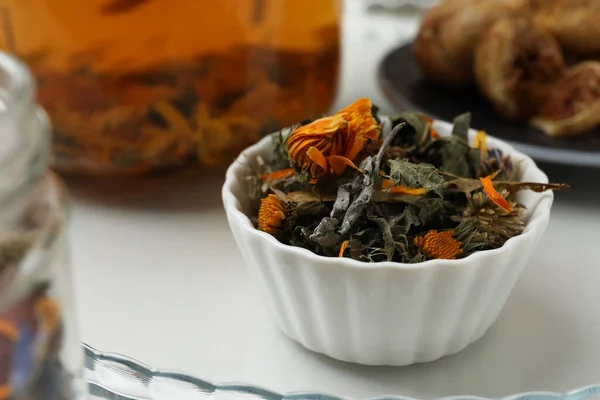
[{"xmin": 222, "ymin": 119, "xmax": 554, "ymax": 366}]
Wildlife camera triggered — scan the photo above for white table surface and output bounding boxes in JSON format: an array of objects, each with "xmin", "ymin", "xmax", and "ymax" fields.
[{"xmin": 67, "ymin": 3, "xmax": 600, "ymax": 400}]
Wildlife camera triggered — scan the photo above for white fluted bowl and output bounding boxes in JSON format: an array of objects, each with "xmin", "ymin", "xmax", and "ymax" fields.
[{"xmin": 222, "ymin": 119, "xmax": 554, "ymax": 366}]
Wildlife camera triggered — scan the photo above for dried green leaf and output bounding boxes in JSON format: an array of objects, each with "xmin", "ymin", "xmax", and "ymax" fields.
[
  {"xmin": 389, "ymin": 112, "xmax": 429, "ymax": 148},
  {"xmin": 451, "ymin": 112, "xmax": 471, "ymax": 143},
  {"xmin": 370, "ymin": 217, "xmax": 394, "ymax": 261},
  {"xmin": 0, "ymin": 232, "xmax": 37, "ymax": 273},
  {"xmin": 437, "ymin": 138, "xmax": 480, "ymax": 178},
  {"xmin": 309, "ymin": 123, "xmax": 405, "ymax": 248},
  {"xmin": 389, "ymin": 206, "xmax": 422, "ymax": 235},
  {"xmin": 287, "ymin": 189, "xmax": 437, "ymax": 205},
  {"xmin": 387, "ymin": 159, "xmax": 445, "ymax": 198}
]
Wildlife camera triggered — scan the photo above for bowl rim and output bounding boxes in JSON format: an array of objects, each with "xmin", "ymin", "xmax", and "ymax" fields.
[{"xmin": 222, "ymin": 119, "xmax": 554, "ymax": 272}]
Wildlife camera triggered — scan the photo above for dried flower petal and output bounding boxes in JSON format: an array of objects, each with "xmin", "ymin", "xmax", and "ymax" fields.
[
  {"xmin": 337, "ymin": 98, "xmax": 381, "ymax": 160},
  {"xmin": 473, "ymin": 130, "xmax": 487, "ymax": 159},
  {"xmin": 420, "ymin": 113, "xmax": 440, "ymax": 139},
  {"xmin": 287, "ymin": 98, "xmax": 380, "ymax": 181},
  {"xmin": 0, "ymin": 385, "xmax": 12, "ymax": 399},
  {"xmin": 328, "ymin": 155, "xmax": 361, "ymax": 175},
  {"xmin": 260, "ymin": 168, "xmax": 296, "ymax": 182},
  {"xmin": 0, "ymin": 319, "xmax": 19, "ymax": 341},
  {"xmin": 306, "ymin": 146, "xmax": 329, "ymax": 173},
  {"xmin": 339, "ymin": 240, "xmax": 350, "ymax": 257},
  {"xmin": 35, "ymin": 296, "xmax": 61, "ymax": 333},
  {"xmin": 381, "ymin": 178, "xmax": 428, "ymax": 195},
  {"xmin": 414, "ymin": 230, "xmax": 463, "ymax": 260},
  {"xmin": 258, "ymin": 194, "xmax": 286, "ymax": 237},
  {"xmin": 480, "ymin": 175, "xmax": 513, "ymax": 213}
]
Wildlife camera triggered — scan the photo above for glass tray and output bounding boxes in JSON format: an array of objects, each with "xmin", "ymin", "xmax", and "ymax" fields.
[{"xmin": 84, "ymin": 343, "xmax": 600, "ymax": 400}]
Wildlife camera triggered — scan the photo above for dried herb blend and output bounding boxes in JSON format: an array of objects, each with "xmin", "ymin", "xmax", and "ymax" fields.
[
  {"xmin": 246, "ymin": 98, "xmax": 568, "ymax": 263},
  {"xmin": 0, "ymin": 201, "xmax": 75, "ymax": 399}
]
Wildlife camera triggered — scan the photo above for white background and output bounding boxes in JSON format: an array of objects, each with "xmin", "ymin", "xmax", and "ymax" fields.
[{"xmin": 68, "ymin": 2, "xmax": 600, "ymax": 399}]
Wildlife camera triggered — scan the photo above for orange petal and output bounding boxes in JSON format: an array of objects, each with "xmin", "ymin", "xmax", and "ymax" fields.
[
  {"xmin": 327, "ymin": 155, "xmax": 361, "ymax": 176},
  {"xmin": 290, "ymin": 114, "xmax": 346, "ymax": 141},
  {"xmin": 474, "ymin": 130, "xmax": 487, "ymax": 158},
  {"xmin": 339, "ymin": 240, "xmax": 349, "ymax": 258},
  {"xmin": 306, "ymin": 146, "xmax": 329, "ymax": 172},
  {"xmin": 0, "ymin": 319, "xmax": 18, "ymax": 341},
  {"xmin": 343, "ymin": 135, "xmax": 370, "ymax": 161},
  {"xmin": 380, "ymin": 178, "xmax": 427, "ymax": 195},
  {"xmin": 288, "ymin": 137, "xmax": 321, "ymax": 157},
  {"xmin": 381, "ymin": 178, "xmax": 394, "ymax": 189},
  {"xmin": 0, "ymin": 384, "xmax": 12, "ymax": 399},
  {"xmin": 260, "ymin": 168, "xmax": 296, "ymax": 182},
  {"xmin": 480, "ymin": 175, "xmax": 513, "ymax": 213},
  {"xmin": 419, "ymin": 113, "xmax": 434, "ymax": 124},
  {"xmin": 390, "ymin": 186, "xmax": 428, "ymax": 195},
  {"xmin": 421, "ymin": 114, "xmax": 440, "ymax": 139}
]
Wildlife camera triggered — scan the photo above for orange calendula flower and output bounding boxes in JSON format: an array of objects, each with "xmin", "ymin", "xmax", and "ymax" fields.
[
  {"xmin": 260, "ymin": 168, "xmax": 296, "ymax": 182},
  {"xmin": 287, "ymin": 98, "xmax": 380, "ymax": 181},
  {"xmin": 257, "ymin": 194, "xmax": 286, "ymax": 237},
  {"xmin": 480, "ymin": 174, "xmax": 513, "ymax": 213},
  {"xmin": 414, "ymin": 230, "xmax": 463, "ymax": 260},
  {"xmin": 339, "ymin": 240, "xmax": 350, "ymax": 258}
]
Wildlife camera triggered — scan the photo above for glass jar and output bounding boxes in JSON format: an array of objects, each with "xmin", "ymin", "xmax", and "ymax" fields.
[
  {"xmin": 0, "ymin": 0, "xmax": 340, "ymax": 175},
  {"xmin": 0, "ymin": 52, "xmax": 86, "ymax": 399}
]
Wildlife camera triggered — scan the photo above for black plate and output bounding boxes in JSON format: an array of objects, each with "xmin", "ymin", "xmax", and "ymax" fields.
[{"xmin": 379, "ymin": 44, "xmax": 600, "ymax": 167}]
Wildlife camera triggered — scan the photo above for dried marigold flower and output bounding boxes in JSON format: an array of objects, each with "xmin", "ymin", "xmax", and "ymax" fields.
[
  {"xmin": 287, "ymin": 98, "xmax": 380, "ymax": 181},
  {"xmin": 257, "ymin": 194, "xmax": 297, "ymax": 238},
  {"xmin": 414, "ymin": 230, "xmax": 463, "ymax": 260},
  {"xmin": 258, "ymin": 194, "xmax": 286, "ymax": 237},
  {"xmin": 480, "ymin": 174, "xmax": 513, "ymax": 213},
  {"xmin": 336, "ymin": 98, "xmax": 381, "ymax": 160}
]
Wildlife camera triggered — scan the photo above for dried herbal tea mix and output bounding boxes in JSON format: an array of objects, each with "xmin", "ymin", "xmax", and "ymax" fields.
[
  {"xmin": 0, "ymin": 201, "xmax": 75, "ymax": 399},
  {"xmin": 246, "ymin": 98, "xmax": 568, "ymax": 263}
]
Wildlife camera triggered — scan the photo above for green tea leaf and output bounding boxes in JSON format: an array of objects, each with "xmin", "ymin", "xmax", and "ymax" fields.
[
  {"xmin": 438, "ymin": 138, "xmax": 478, "ymax": 178},
  {"xmin": 390, "ymin": 112, "xmax": 429, "ymax": 148},
  {"xmin": 310, "ymin": 123, "xmax": 405, "ymax": 248},
  {"xmin": 451, "ymin": 113, "xmax": 471, "ymax": 143},
  {"xmin": 387, "ymin": 159, "xmax": 445, "ymax": 198},
  {"xmin": 389, "ymin": 206, "xmax": 422, "ymax": 235},
  {"xmin": 370, "ymin": 217, "xmax": 394, "ymax": 261}
]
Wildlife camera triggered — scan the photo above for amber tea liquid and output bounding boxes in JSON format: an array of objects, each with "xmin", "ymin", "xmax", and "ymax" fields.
[{"xmin": 0, "ymin": 0, "xmax": 340, "ymax": 174}]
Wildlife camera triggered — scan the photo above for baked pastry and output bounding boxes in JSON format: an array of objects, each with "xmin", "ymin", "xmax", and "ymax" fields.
[
  {"xmin": 534, "ymin": 0, "xmax": 600, "ymax": 55},
  {"xmin": 474, "ymin": 17, "xmax": 565, "ymax": 120},
  {"xmin": 531, "ymin": 61, "xmax": 600, "ymax": 136},
  {"xmin": 412, "ymin": 0, "xmax": 509, "ymax": 88}
]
